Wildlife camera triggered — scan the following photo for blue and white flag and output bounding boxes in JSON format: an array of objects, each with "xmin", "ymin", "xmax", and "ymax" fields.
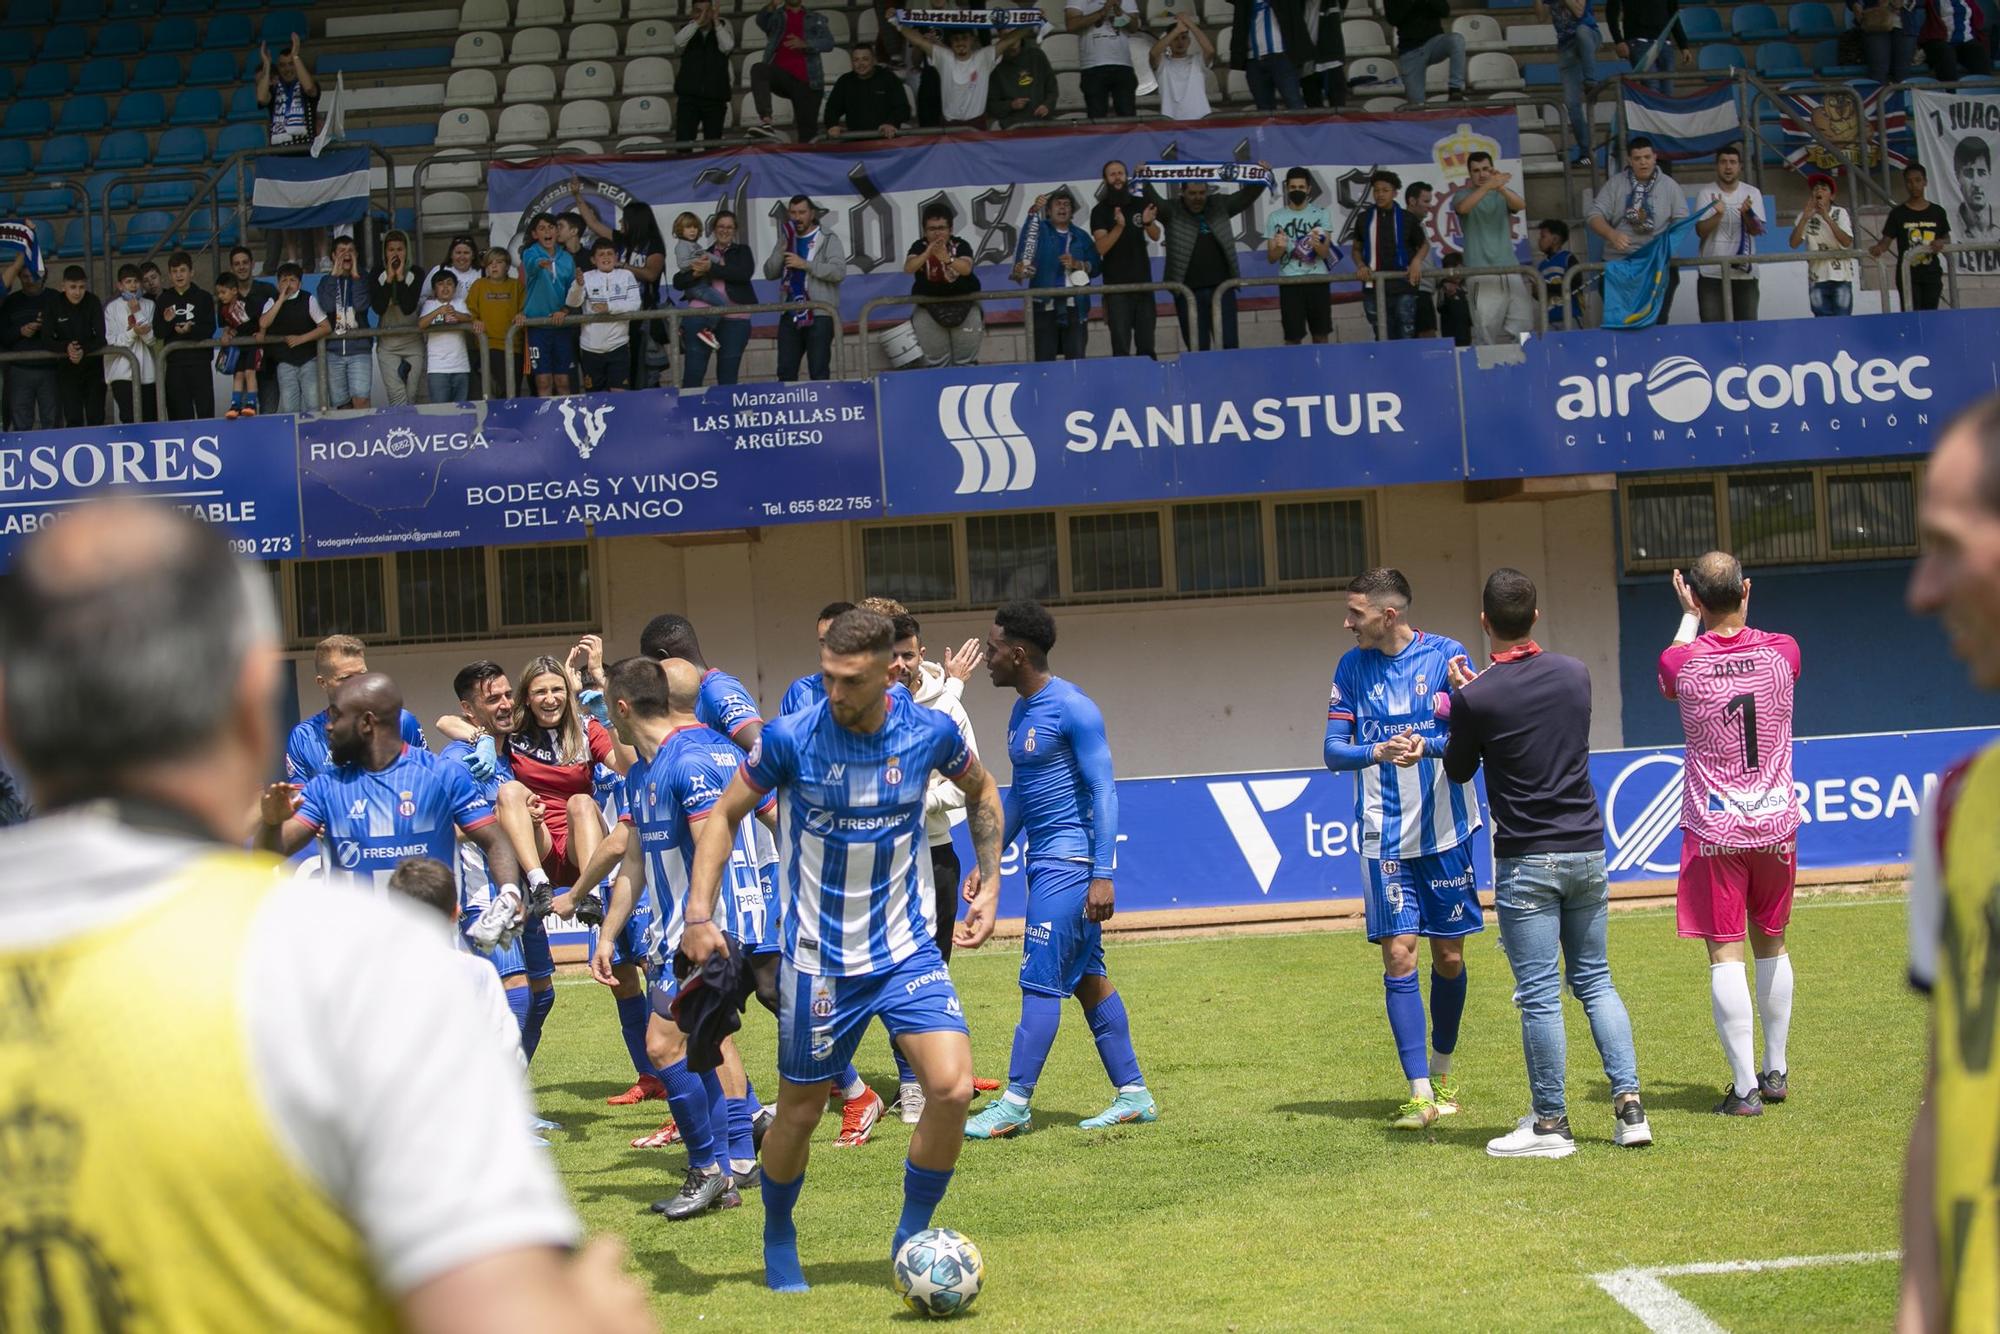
[
  {"xmin": 1601, "ymin": 202, "xmax": 1712, "ymax": 329},
  {"xmin": 250, "ymin": 147, "xmax": 370, "ymax": 230},
  {"xmin": 0, "ymin": 219, "xmax": 43, "ymax": 277},
  {"xmin": 1621, "ymin": 79, "xmax": 1741, "ymax": 161}
]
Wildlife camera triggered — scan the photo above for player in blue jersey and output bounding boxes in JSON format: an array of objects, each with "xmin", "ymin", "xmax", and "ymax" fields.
[
  {"xmin": 256, "ymin": 673, "xmax": 521, "ymax": 902},
  {"xmin": 592, "ymin": 657, "xmax": 785, "ymax": 1219},
  {"xmin": 640, "ymin": 613, "xmax": 766, "ymax": 749},
  {"xmin": 779, "ymin": 600, "xmax": 856, "ymax": 716},
  {"xmin": 1322, "ymin": 568, "xmax": 1484, "ymax": 1132},
  {"xmin": 284, "ymin": 634, "xmax": 427, "ymax": 781},
  {"xmin": 963, "ymin": 599, "xmax": 1157, "ymax": 1141},
  {"xmin": 680, "ymin": 609, "xmax": 1005, "ymax": 1292}
]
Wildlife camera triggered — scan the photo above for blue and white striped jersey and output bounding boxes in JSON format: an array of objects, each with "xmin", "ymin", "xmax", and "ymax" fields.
[
  {"xmin": 295, "ymin": 744, "xmax": 494, "ymax": 892},
  {"xmin": 623, "ymin": 725, "xmax": 777, "ymax": 958},
  {"xmin": 285, "ymin": 708, "xmax": 427, "ymax": 782},
  {"xmin": 593, "ymin": 760, "xmax": 627, "ymax": 826},
  {"xmin": 779, "ymin": 671, "xmax": 824, "ymax": 716},
  {"xmin": 439, "ymin": 737, "xmax": 514, "ymax": 915},
  {"xmin": 743, "ymin": 691, "xmax": 972, "ymax": 977},
  {"xmin": 1323, "ymin": 630, "xmax": 1482, "ymax": 860},
  {"xmin": 697, "ymin": 668, "xmax": 763, "ymax": 744}
]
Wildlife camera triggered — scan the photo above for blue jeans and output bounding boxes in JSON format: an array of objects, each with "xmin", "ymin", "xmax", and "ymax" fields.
[
  {"xmin": 323, "ymin": 349, "xmax": 372, "ymax": 405},
  {"xmin": 1245, "ymin": 52, "xmax": 1304, "ymax": 110},
  {"xmin": 1494, "ymin": 851, "xmax": 1640, "ymax": 1121},
  {"xmin": 426, "ymin": 370, "xmax": 469, "ymax": 403},
  {"xmin": 1809, "ymin": 280, "xmax": 1853, "ymax": 317},
  {"xmin": 276, "ymin": 360, "xmax": 320, "ymax": 413},
  {"xmin": 680, "ymin": 317, "xmax": 750, "ymax": 387},
  {"xmin": 1396, "ymin": 32, "xmax": 1465, "ymax": 104},
  {"xmin": 1361, "ymin": 287, "xmax": 1418, "ymax": 340},
  {"xmin": 1556, "ymin": 26, "xmax": 1597, "ymax": 155},
  {"xmin": 1625, "ymin": 35, "xmax": 1677, "ymax": 73}
]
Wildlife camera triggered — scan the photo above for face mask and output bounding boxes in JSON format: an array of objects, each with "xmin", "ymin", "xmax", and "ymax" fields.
[{"xmin": 1288, "ymin": 190, "xmax": 1307, "ymax": 206}]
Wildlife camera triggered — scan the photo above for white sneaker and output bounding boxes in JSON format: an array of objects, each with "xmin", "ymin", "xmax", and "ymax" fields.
[
  {"xmin": 1614, "ymin": 1097, "xmax": 1654, "ymax": 1148},
  {"xmin": 1486, "ymin": 1114, "xmax": 1576, "ymax": 1159},
  {"xmin": 899, "ymin": 1080, "xmax": 924, "ymax": 1124}
]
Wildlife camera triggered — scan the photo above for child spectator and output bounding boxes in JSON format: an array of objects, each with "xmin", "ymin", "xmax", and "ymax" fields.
[
  {"xmin": 104, "ymin": 263, "xmax": 155, "ymax": 424},
  {"xmin": 518, "ymin": 212, "xmax": 575, "ymax": 396},
  {"xmin": 671, "ymin": 211, "xmax": 725, "ymax": 352},
  {"xmin": 420, "ymin": 270, "xmax": 474, "ymax": 403},
  {"xmin": 568, "ymin": 237, "xmax": 643, "ymax": 391},
  {"xmin": 1790, "ymin": 172, "xmax": 1856, "ymax": 318},
  {"xmin": 468, "ymin": 248, "xmax": 524, "ymax": 398},
  {"xmin": 212, "ymin": 272, "xmax": 259, "ymax": 418},
  {"xmin": 45, "ymin": 264, "xmax": 106, "ymax": 427},
  {"xmin": 257, "ymin": 260, "xmax": 331, "ymax": 413},
  {"xmin": 156, "ymin": 251, "xmax": 216, "ymax": 421},
  {"xmin": 1536, "ymin": 217, "xmax": 1583, "ymax": 328},
  {"xmin": 1436, "ymin": 253, "xmax": 1473, "ymax": 346}
]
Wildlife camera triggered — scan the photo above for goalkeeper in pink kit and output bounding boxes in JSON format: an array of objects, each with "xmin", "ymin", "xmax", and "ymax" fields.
[{"xmin": 1659, "ymin": 551, "xmax": 1801, "ymax": 1117}]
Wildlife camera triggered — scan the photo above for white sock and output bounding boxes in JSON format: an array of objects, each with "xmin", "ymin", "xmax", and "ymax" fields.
[
  {"xmin": 1000, "ymin": 1089, "xmax": 1030, "ymax": 1108},
  {"xmin": 526, "ymin": 867, "xmax": 550, "ymax": 887},
  {"xmin": 1755, "ymin": 953, "xmax": 1794, "ymax": 1074},
  {"xmin": 1710, "ymin": 962, "xmax": 1757, "ymax": 1097},
  {"xmin": 841, "ymin": 1075, "xmax": 866, "ymax": 1101},
  {"xmin": 1409, "ymin": 1076, "xmax": 1433, "ymax": 1101},
  {"xmin": 1430, "ymin": 1050, "xmax": 1452, "ymax": 1080}
]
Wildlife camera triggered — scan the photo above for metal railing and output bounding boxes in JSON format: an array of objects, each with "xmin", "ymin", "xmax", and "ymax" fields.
[
  {"xmin": 1905, "ymin": 241, "xmax": 2000, "ymax": 310},
  {"xmin": 1558, "ymin": 247, "xmax": 1900, "ymax": 327},
  {"xmin": 503, "ymin": 302, "xmax": 843, "ymax": 396},
  {"xmin": 0, "ymin": 344, "xmax": 145, "ymax": 426},
  {"xmin": 93, "ymin": 169, "xmax": 231, "ymax": 296},
  {"xmin": 1216, "ymin": 265, "xmax": 1553, "ymax": 343},
  {"xmin": 857, "ymin": 279, "xmax": 1199, "ymax": 366}
]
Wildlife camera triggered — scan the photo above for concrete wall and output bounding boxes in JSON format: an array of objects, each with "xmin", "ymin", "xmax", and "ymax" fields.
[{"xmin": 301, "ymin": 484, "xmax": 1626, "ymax": 776}]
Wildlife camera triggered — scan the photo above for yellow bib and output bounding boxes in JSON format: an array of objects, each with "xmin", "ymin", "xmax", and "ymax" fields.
[
  {"xmin": 1935, "ymin": 746, "xmax": 2000, "ymax": 1332},
  {"xmin": 0, "ymin": 852, "xmax": 399, "ymax": 1332}
]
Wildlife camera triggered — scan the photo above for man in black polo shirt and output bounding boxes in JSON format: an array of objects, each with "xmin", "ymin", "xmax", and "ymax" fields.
[
  {"xmin": 1441, "ymin": 567, "xmax": 1650, "ymax": 1159},
  {"xmin": 822, "ymin": 43, "xmax": 910, "ymax": 139},
  {"xmin": 1090, "ymin": 160, "xmax": 1161, "ymax": 359}
]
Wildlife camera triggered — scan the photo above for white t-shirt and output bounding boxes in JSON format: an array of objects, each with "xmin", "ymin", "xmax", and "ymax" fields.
[
  {"xmin": 567, "ymin": 267, "xmax": 643, "ymax": 353},
  {"xmin": 1068, "ymin": 0, "xmax": 1141, "ymax": 67},
  {"xmin": 1693, "ymin": 180, "xmax": 1765, "ymax": 271},
  {"xmin": 103, "ymin": 293, "xmax": 155, "ymax": 384},
  {"xmin": 0, "ymin": 814, "xmax": 579, "ymax": 1297},
  {"xmin": 1799, "ymin": 205, "xmax": 1857, "ymax": 285},
  {"xmin": 936, "ymin": 46, "xmax": 1000, "ymax": 122},
  {"xmin": 420, "ymin": 297, "xmax": 471, "ymax": 372},
  {"xmin": 447, "ymin": 943, "xmax": 527, "ymax": 1069},
  {"xmin": 1156, "ymin": 50, "xmax": 1211, "ymax": 121}
]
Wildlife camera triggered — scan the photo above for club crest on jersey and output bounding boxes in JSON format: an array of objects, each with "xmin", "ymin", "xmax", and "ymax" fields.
[
  {"xmin": 811, "ymin": 979, "xmax": 834, "ymax": 1019},
  {"xmin": 1381, "ymin": 859, "xmax": 1401, "ymax": 878},
  {"xmin": 397, "ymin": 790, "xmax": 415, "ymax": 817},
  {"xmin": 884, "ymin": 756, "xmax": 903, "ymax": 786},
  {"xmin": 1024, "ymin": 727, "xmax": 1038, "ymax": 754},
  {"xmin": 1414, "ymin": 676, "xmax": 1427, "ymax": 698}
]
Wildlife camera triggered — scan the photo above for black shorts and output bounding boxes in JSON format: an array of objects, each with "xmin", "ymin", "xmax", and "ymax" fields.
[
  {"xmin": 578, "ymin": 347, "xmax": 630, "ymax": 391},
  {"xmin": 1279, "ymin": 282, "xmax": 1332, "ymax": 341}
]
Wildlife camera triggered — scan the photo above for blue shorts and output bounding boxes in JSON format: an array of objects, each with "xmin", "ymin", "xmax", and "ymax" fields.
[
  {"xmin": 776, "ymin": 942, "xmax": 967, "ymax": 1085},
  {"xmin": 527, "ymin": 327, "xmax": 574, "ymax": 377},
  {"xmin": 1362, "ymin": 845, "xmax": 1485, "ymax": 942},
  {"xmin": 1020, "ymin": 859, "xmax": 1107, "ymax": 999},
  {"xmin": 459, "ymin": 912, "xmax": 555, "ymax": 982},
  {"xmin": 648, "ymin": 968, "xmax": 680, "ymax": 1020}
]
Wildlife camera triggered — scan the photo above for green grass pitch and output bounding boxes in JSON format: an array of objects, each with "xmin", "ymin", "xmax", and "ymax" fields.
[{"xmin": 528, "ymin": 894, "xmax": 1918, "ymax": 1330}]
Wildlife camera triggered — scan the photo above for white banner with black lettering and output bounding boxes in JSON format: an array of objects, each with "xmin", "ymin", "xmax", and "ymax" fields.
[{"xmin": 1912, "ymin": 90, "xmax": 2000, "ymax": 273}]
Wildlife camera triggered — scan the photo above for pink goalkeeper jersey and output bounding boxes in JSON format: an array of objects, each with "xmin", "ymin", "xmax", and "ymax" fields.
[{"xmin": 1657, "ymin": 626, "xmax": 1803, "ymax": 847}]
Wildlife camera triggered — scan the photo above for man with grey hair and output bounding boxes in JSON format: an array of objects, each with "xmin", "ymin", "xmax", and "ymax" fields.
[{"xmin": 0, "ymin": 500, "xmax": 654, "ymax": 1333}]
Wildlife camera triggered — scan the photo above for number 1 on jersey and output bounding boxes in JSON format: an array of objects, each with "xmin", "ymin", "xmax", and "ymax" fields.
[{"xmin": 1725, "ymin": 693, "xmax": 1759, "ymax": 771}]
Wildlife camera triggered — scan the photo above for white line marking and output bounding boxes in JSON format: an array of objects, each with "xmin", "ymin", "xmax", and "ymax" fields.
[{"xmin": 1593, "ymin": 1251, "xmax": 1898, "ymax": 1332}]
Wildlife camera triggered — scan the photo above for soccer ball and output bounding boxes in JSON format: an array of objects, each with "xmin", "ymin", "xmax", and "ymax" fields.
[{"xmin": 893, "ymin": 1228, "xmax": 985, "ymax": 1318}]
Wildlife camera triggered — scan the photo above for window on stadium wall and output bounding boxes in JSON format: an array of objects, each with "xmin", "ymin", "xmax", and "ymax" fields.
[
  {"xmin": 858, "ymin": 494, "xmax": 1372, "ymax": 611},
  {"xmin": 1619, "ymin": 461, "xmax": 1923, "ymax": 575},
  {"xmin": 282, "ymin": 543, "xmax": 596, "ymax": 647}
]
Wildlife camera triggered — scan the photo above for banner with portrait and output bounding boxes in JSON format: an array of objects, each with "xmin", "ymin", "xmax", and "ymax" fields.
[{"xmin": 1912, "ymin": 89, "xmax": 2000, "ymax": 273}]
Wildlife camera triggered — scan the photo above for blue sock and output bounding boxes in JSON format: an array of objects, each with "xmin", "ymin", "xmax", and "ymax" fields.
[
  {"xmin": 892, "ymin": 1033, "xmax": 915, "ymax": 1084},
  {"xmin": 728, "ymin": 1094, "xmax": 756, "ymax": 1166},
  {"xmin": 657, "ymin": 1059, "xmax": 718, "ymax": 1170},
  {"xmin": 838, "ymin": 1063, "xmax": 863, "ymax": 1098},
  {"xmin": 521, "ymin": 985, "xmax": 555, "ymax": 1062},
  {"xmin": 744, "ymin": 1078, "xmax": 761, "ymax": 1114},
  {"xmin": 1430, "ymin": 967, "xmax": 1468, "ymax": 1061},
  {"xmin": 1083, "ymin": 990, "xmax": 1144, "ymax": 1090},
  {"xmin": 1006, "ymin": 993, "xmax": 1064, "ymax": 1100},
  {"xmin": 761, "ymin": 1169, "xmax": 809, "ymax": 1292},
  {"xmin": 700, "ymin": 1068, "xmax": 728, "ymax": 1174},
  {"xmin": 1384, "ymin": 972, "xmax": 1429, "ymax": 1082},
  {"xmin": 894, "ymin": 1160, "xmax": 954, "ymax": 1258},
  {"xmin": 504, "ymin": 984, "xmax": 531, "ymax": 1038},
  {"xmin": 616, "ymin": 993, "xmax": 652, "ymax": 1081}
]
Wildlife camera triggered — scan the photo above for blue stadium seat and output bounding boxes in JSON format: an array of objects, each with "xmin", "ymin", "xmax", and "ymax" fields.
[
  {"xmin": 1696, "ymin": 43, "xmax": 1746, "ymax": 70},
  {"xmin": 227, "ymin": 84, "xmax": 261, "ymax": 120},
  {"xmin": 1, "ymin": 0, "xmax": 52, "ymax": 27},
  {"xmin": 57, "ymin": 0, "xmax": 106, "ymax": 21},
  {"xmin": 213, "ymin": 166, "xmax": 242, "ymax": 202},
  {"xmin": 21, "ymin": 65, "xmax": 72, "ymax": 99},
  {"xmin": 237, "ymin": 48, "xmax": 259, "ymax": 78},
  {"xmin": 214, "ymin": 0, "xmax": 260, "ymax": 10},
  {"xmin": 1597, "ymin": 56, "xmax": 1635, "ymax": 77},
  {"xmin": 261, "ymin": 10, "xmax": 309, "ymax": 44},
  {"xmin": 94, "ymin": 129, "xmax": 151, "ymax": 168},
  {"xmin": 159, "ymin": 0, "xmax": 208, "ymax": 11},
  {"xmin": 0, "ymin": 69, "xmax": 13, "ymax": 100},
  {"xmin": 187, "ymin": 50, "xmax": 236, "ymax": 84},
  {"xmin": 1730, "ymin": 3, "xmax": 1784, "ymax": 40},
  {"xmin": 83, "ymin": 170, "xmax": 124, "ymax": 206},
  {"xmin": 0, "ymin": 192, "xmax": 12, "ymax": 213},
  {"xmin": 1755, "ymin": 42, "xmax": 1805, "ymax": 75},
  {"xmin": 1678, "ymin": 8, "xmax": 1727, "ymax": 42},
  {"xmin": 171, "ymin": 87, "xmax": 222, "ymax": 124},
  {"xmin": 1522, "ymin": 62, "xmax": 1561, "ymax": 87},
  {"xmin": 0, "ymin": 142, "xmax": 29, "ymax": 176},
  {"xmin": 39, "ymin": 135, "xmax": 91, "ymax": 174},
  {"xmin": 139, "ymin": 177, "xmax": 196, "ymax": 207},
  {"xmin": 0, "ymin": 103, "xmax": 53, "ymax": 138},
  {"xmin": 177, "ymin": 213, "xmax": 219, "ymax": 246},
  {"xmin": 0, "ymin": 43, "xmax": 29, "ymax": 66},
  {"xmin": 122, "ymin": 211, "xmax": 174, "ymax": 253},
  {"xmin": 92, "ymin": 20, "xmax": 143, "ymax": 55},
  {"xmin": 131, "ymin": 54, "xmax": 184, "ymax": 90},
  {"xmin": 1788, "ymin": 2, "xmax": 1842, "ymax": 38},
  {"xmin": 215, "ymin": 121, "xmax": 263, "ymax": 158},
  {"xmin": 40, "ymin": 27, "xmax": 89, "ymax": 60},
  {"xmin": 108, "ymin": 0, "xmax": 160, "ymax": 15},
  {"xmin": 155, "ymin": 127, "xmax": 208, "ymax": 164},
  {"xmin": 56, "ymin": 96, "xmax": 111, "ymax": 133},
  {"xmin": 203, "ymin": 12, "xmax": 250, "ymax": 47},
  {"xmin": 113, "ymin": 90, "xmax": 168, "ymax": 127},
  {"xmin": 32, "ymin": 220, "xmax": 56, "ymax": 255},
  {"xmin": 151, "ymin": 16, "xmax": 198, "ymax": 50},
  {"xmin": 77, "ymin": 57, "xmax": 128, "ymax": 93},
  {"xmin": 63, "ymin": 217, "xmax": 110, "ymax": 257},
  {"xmin": 19, "ymin": 186, "xmax": 76, "ymax": 215}
]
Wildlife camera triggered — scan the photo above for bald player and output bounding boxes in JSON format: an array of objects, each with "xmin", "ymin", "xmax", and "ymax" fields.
[{"xmin": 0, "ymin": 499, "xmax": 652, "ymax": 1333}]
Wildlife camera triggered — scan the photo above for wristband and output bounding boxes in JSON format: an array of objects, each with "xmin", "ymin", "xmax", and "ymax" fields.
[
  {"xmin": 685, "ymin": 915, "xmax": 712, "ymax": 926},
  {"xmin": 1675, "ymin": 612, "xmax": 1699, "ymax": 642}
]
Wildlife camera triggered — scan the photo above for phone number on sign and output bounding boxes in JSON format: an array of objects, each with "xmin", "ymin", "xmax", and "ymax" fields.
[
  {"xmin": 227, "ymin": 535, "xmax": 295, "ymax": 554},
  {"xmin": 765, "ymin": 497, "xmax": 879, "ymax": 516}
]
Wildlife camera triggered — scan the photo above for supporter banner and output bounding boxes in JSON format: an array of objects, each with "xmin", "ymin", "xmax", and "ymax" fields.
[
  {"xmin": 948, "ymin": 726, "xmax": 1985, "ymax": 918},
  {"xmin": 483, "ymin": 112, "xmax": 1519, "ymax": 322},
  {"xmin": 1464, "ymin": 310, "xmax": 1997, "ymax": 477},
  {"xmin": 879, "ymin": 340, "xmax": 1463, "ymax": 514},
  {"xmin": 0, "ymin": 416, "xmax": 302, "ymax": 570},
  {"xmin": 1912, "ymin": 89, "xmax": 2000, "ymax": 273},
  {"xmin": 293, "ymin": 383, "xmax": 882, "ymax": 556}
]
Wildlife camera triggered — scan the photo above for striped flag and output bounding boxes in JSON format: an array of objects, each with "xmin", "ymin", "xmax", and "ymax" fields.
[
  {"xmin": 1621, "ymin": 80, "xmax": 1742, "ymax": 161},
  {"xmin": 249, "ymin": 147, "xmax": 370, "ymax": 230}
]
